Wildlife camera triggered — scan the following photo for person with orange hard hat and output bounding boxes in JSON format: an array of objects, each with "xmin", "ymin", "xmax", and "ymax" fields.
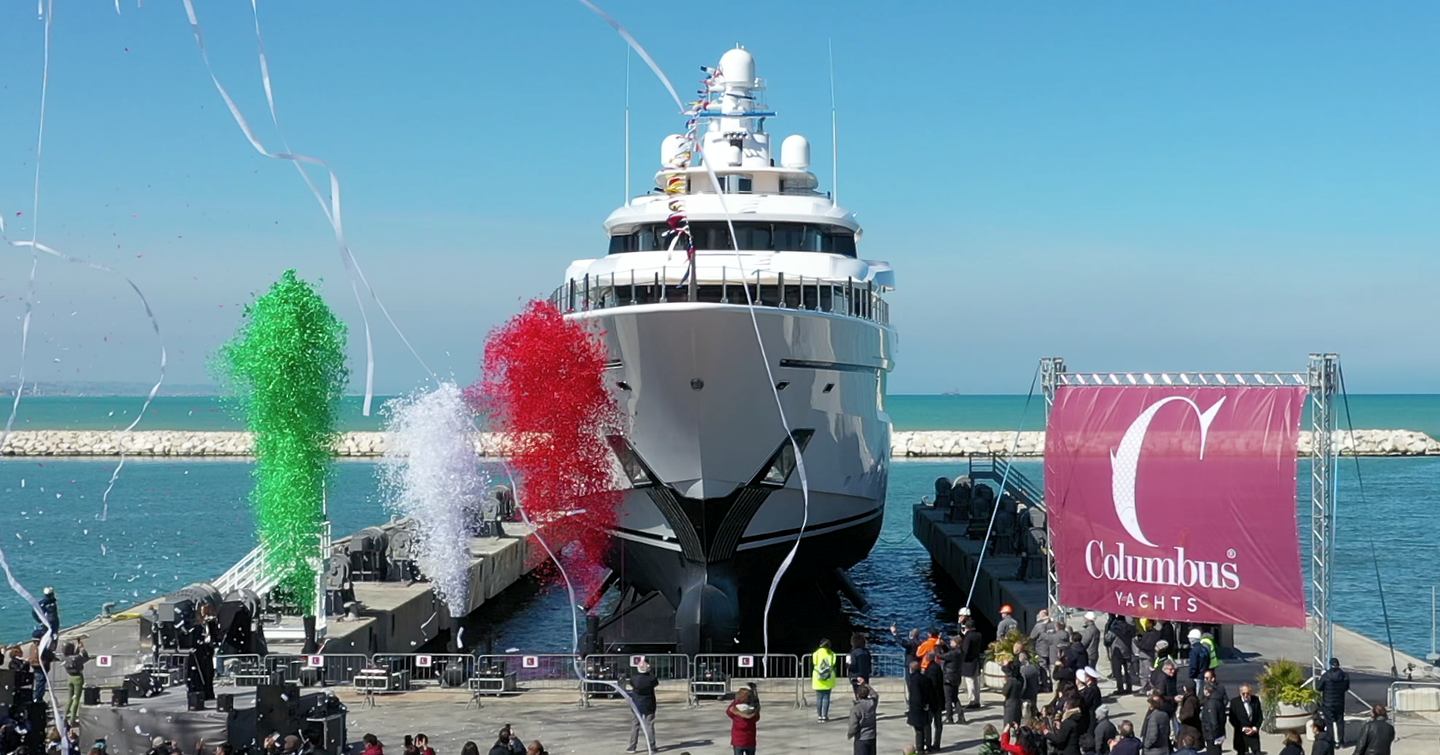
[{"xmin": 996, "ymin": 605, "xmax": 1018, "ymax": 640}]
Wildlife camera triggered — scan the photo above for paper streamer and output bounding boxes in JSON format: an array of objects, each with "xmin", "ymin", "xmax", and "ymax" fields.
[
  {"xmin": 0, "ymin": 0, "xmax": 52, "ymax": 467},
  {"xmin": 1, "ymin": 2, "xmax": 167, "ymax": 521},
  {"xmin": 218, "ymin": 270, "xmax": 347, "ymax": 611},
  {"xmin": 379, "ymin": 382, "xmax": 488, "ymax": 615},
  {"xmin": 179, "ymin": 0, "xmax": 435, "ymax": 415},
  {"xmin": 577, "ymin": 1, "xmax": 812, "ymax": 658},
  {"xmin": 3, "ymin": 240, "xmax": 169, "ymax": 520}
]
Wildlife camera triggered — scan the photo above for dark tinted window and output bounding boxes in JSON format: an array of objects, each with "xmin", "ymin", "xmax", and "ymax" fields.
[{"xmin": 608, "ymin": 222, "xmax": 857, "ymax": 257}]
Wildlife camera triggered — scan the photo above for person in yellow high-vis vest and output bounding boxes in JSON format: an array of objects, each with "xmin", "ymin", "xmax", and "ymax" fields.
[{"xmin": 812, "ymin": 638, "xmax": 839, "ymax": 722}]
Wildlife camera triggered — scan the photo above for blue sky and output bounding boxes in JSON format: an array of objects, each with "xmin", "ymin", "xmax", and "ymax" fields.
[{"xmin": 0, "ymin": 1, "xmax": 1435, "ymax": 395}]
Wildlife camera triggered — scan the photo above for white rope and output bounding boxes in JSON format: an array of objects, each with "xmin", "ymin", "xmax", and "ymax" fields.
[{"xmin": 964, "ymin": 365, "xmax": 1040, "ymax": 609}]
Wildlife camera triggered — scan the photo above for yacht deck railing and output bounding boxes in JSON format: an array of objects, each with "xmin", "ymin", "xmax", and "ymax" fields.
[{"xmin": 548, "ymin": 266, "xmax": 889, "ymax": 325}]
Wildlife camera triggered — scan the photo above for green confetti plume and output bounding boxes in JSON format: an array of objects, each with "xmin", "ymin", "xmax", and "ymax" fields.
[{"xmin": 217, "ymin": 270, "xmax": 347, "ymax": 612}]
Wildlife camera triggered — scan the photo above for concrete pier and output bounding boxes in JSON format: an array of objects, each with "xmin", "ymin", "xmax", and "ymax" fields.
[
  {"xmin": 27, "ymin": 521, "xmax": 542, "ymax": 688},
  {"xmin": 322, "ymin": 523, "xmax": 539, "ymax": 655}
]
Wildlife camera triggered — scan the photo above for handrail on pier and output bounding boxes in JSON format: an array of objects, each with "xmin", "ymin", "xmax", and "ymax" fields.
[{"xmin": 967, "ymin": 454, "xmax": 1044, "ymax": 512}]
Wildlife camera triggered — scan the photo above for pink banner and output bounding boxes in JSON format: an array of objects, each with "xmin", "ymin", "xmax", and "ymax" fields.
[{"xmin": 1044, "ymin": 385, "xmax": 1307, "ymax": 627}]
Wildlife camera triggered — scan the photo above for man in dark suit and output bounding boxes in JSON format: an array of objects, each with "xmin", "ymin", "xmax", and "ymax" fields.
[
  {"xmin": 1228, "ymin": 683, "xmax": 1263, "ymax": 755},
  {"xmin": 923, "ymin": 651, "xmax": 946, "ymax": 751},
  {"xmin": 906, "ymin": 661, "xmax": 931, "ymax": 753}
]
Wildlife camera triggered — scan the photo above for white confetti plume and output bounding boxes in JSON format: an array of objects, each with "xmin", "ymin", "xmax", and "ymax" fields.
[{"xmin": 379, "ymin": 382, "xmax": 486, "ymax": 615}]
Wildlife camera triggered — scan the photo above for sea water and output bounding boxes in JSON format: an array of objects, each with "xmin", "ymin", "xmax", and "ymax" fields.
[
  {"xmin": 4, "ymin": 394, "xmax": 1439, "ymax": 435},
  {"xmin": 1, "ymin": 457, "xmax": 1435, "ymax": 661}
]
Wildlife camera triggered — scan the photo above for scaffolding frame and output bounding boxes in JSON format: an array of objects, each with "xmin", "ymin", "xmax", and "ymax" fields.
[
  {"xmin": 1039, "ymin": 354, "xmax": 1338, "ymax": 663},
  {"xmin": 1308, "ymin": 353, "xmax": 1340, "ymax": 678}
]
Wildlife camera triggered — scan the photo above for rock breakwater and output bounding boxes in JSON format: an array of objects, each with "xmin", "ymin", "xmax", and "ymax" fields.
[{"xmin": 1, "ymin": 429, "xmax": 1437, "ymax": 458}]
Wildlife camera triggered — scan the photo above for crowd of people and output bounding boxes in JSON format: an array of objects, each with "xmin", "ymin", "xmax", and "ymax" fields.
[
  {"xmin": 865, "ymin": 607, "xmax": 1397, "ymax": 755},
  {"xmin": 4, "ymin": 586, "xmax": 1403, "ymax": 755}
]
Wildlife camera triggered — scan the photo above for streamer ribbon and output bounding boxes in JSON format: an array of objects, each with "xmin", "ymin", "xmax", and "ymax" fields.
[
  {"xmin": 179, "ymin": 0, "xmax": 436, "ymax": 415},
  {"xmin": 0, "ymin": 0, "xmax": 52, "ymax": 472},
  {"xmin": 2, "ymin": 239, "xmax": 168, "ymax": 520}
]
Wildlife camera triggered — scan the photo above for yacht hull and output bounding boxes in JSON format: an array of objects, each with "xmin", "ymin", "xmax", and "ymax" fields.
[{"xmin": 567, "ymin": 302, "xmax": 893, "ymax": 652}]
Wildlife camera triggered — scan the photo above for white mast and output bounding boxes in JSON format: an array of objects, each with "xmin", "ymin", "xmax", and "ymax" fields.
[
  {"xmin": 828, "ymin": 38, "xmax": 838, "ymax": 206},
  {"xmin": 624, "ymin": 45, "xmax": 632, "ymax": 204}
]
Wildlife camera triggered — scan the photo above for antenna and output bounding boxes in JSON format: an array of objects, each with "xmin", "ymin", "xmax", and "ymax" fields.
[
  {"xmin": 624, "ymin": 45, "xmax": 632, "ymax": 204},
  {"xmin": 828, "ymin": 38, "xmax": 838, "ymax": 206}
]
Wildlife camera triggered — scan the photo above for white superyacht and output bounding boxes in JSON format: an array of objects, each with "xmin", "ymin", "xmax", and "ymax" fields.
[{"xmin": 554, "ymin": 46, "xmax": 895, "ymax": 652}]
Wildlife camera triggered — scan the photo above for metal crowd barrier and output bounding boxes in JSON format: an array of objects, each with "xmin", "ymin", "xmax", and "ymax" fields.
[
  {"xmin": 371, "ymin": 653, "xmax": 474, "ymax": 689},
  {"xmin": 263, "ymin": 653, "xmax": 371, "ymax": 688},
  {"xmin": 472, "ymin": 653, "xmax": 584, "ymax": 696},
  {"xmin": 803, "ymin": 652, "xmax": 911, "ymax": 679},
  {"xmin": 691, "ymin": 653, "xmax": 803, "ymax": 707},
  {"xmin": 1388, "ymin": 680, "xmax": 1440, "ymax": 715},
  {"xmin": 581, "ymin": 653, "xmax": 692, "ymax": 706},
  {"xmin": 215, "ymin": 654, "xmax": 265, "ymax": 686},
  {"xmin": 868, "ymin": 652, "xmax": 909, "ymax": 678},
  {"xmin": 198, "ymin": 650, "xmax": 913, "ymax": 702}
]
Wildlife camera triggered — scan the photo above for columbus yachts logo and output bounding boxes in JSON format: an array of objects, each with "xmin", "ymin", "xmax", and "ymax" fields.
[
  {"xmin": 1109, "ymin": 396, "xmax": 1225, "ymax": 547},
  {"xmin": 1085, "ymin": 395, "xmax": 1242, "ymax": 610}
]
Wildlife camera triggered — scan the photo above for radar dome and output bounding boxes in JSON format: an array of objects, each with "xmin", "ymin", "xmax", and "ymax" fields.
[
  {"xmin": 780, "ymin": 135, "xmax": 811, "ymax": 170},
  {"xmin": 660, "ymin": 134, "xmax": 688, "ymax": 167},
  {"xmin": 719, "ymin": 46, "xmax": 755, "ymax": 85}
]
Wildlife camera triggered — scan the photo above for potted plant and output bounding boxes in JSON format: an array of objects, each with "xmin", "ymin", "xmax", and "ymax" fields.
[
  {"xmin": 1258, "ymin": 658, "xmax": 1319, "ymax": 732},
  {"xmin": 982, "ymin": 629, "xmax": 1033, "ymax": 690}
]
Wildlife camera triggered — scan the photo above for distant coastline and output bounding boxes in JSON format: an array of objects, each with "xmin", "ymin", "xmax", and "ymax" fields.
[
  {"xmin": 2, "ymin": 428, "xmax": 1436, "ymax": 458},
  {"xmin": 1, "ymin": 393, "xmax": 1438, "ymax": 436}
]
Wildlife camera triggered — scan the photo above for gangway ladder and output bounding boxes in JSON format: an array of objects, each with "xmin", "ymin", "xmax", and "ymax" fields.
[
  {"xmin": 211, "ymin": 493, "xmax": 334, "ymax": 642},
  {"xmin": 964, "ymin": 453, "xmax": 1046, "ymax": 588}
]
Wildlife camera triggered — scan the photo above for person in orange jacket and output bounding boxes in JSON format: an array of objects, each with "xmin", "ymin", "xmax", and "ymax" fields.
[{"xmin": 917, "ymin": 627, "xmax": 942, "ymax": 671}]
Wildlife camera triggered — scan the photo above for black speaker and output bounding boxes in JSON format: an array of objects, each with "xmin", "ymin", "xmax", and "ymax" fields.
[
  {"xmin": 110, "ymin": 687, "xmax": 129, "ymax": 706},
  {"xmin": 256, "ymin": 683, "xmax": 300, "ymax": 736},
  {"xmin": 83, "ymin": 686, "xmax": 101, "ymax": 705},
  {"xmin": 124, "ymin": 670, "xmax": 152, "ymax": 698},
  {"xmin": 441, "ymin": 665, "xmax": 466, "ymax": 688},
  {"xmin": 187, "ymin": 691, "xmax": 206, "ymax": 711},
  {"xmin": 303, "ymin": 712, "xmax": 346, "ymax": 755},
  {"xmin": 24, "ymin": 702, "xmax": 47, "ymax": 747},
  {"xmin": 216, "ymin": 693, "xmax": 234, "ymax": 712},
  {"xmin": 0, "ymin": 668, "xmax": 14, "ymax": 706}
]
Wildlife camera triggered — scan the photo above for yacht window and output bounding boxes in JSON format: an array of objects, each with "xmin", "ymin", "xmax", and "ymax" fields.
[{"xmin": 607, "ymin": 221, "xmax": 856, "ymax": 257}]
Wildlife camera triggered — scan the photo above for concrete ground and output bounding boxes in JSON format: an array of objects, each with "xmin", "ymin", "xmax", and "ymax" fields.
[{"xmin": 326, "ymin": 679, "xmax": 1440, "ymax": 755}]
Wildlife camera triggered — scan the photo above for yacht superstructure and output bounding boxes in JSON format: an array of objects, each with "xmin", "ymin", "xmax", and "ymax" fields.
[{"xmin": 552, "ymin": 46, "xmax": 895, "ymax": 652}]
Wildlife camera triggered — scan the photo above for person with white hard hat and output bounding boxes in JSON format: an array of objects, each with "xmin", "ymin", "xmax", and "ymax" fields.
[{"xmin": 1185, "ymin": 628, "xmax": 1209, "ymax": 695}]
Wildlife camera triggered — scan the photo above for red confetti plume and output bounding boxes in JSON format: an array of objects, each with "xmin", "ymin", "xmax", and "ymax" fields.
[{"xmin": 467, "ymin": 300, "xmax": 621, "ymax": 594}]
